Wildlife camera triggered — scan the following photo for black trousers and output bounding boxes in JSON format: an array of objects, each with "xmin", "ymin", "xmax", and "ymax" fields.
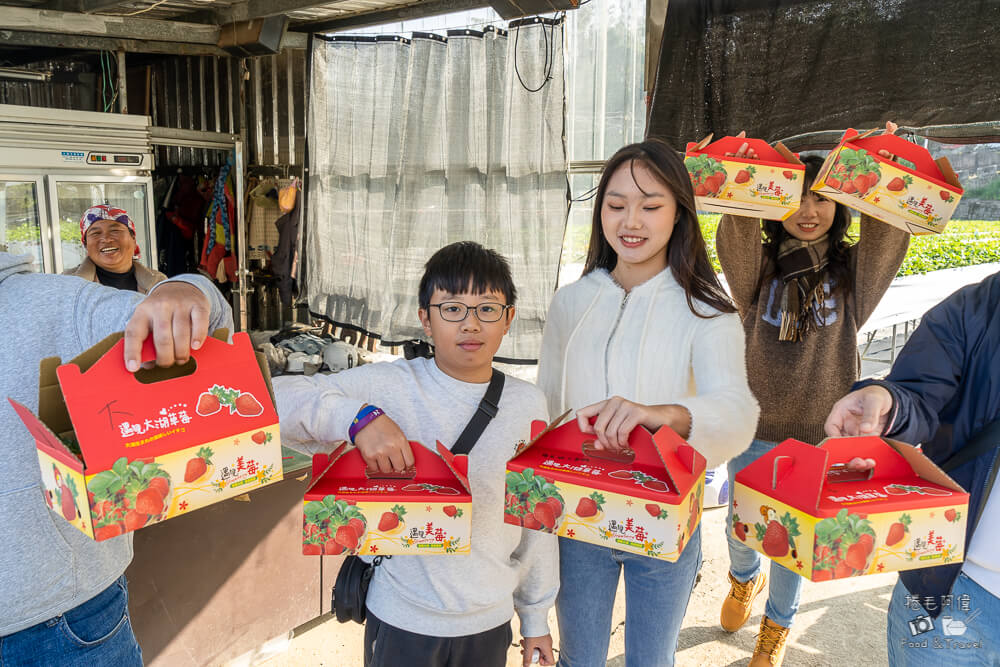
[{"xmin": 363, "ymin": 611, "xmax": 513, "ymax": 667}]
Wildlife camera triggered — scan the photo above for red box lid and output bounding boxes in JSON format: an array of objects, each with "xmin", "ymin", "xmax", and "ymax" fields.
[
  {"xmin": 734, "ymin": 436, "xmax": 968, "ymax": 515},
  {"xmin": 306, "ymin": 440, "xmax": 472, "ymax": 503},
  {"xmin": 509, "ymin": 416, "xmax": 705, "ymax": 502}
]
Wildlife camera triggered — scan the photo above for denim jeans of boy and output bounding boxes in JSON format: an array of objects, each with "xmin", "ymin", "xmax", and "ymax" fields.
[
  {"xmin": 887, "ymin": 572, "xmax": 1000, "ymax": 666},
  {"xmin": 555, "ymin": 526, "xmax": 702, "ymax": 667},
  {"xmin": 727, "ymin": 438, "xmax": 803, "ymax": 628},
  {"xmin": 0, "ymin": 575, "xmax": 142, "ymax": 667}
]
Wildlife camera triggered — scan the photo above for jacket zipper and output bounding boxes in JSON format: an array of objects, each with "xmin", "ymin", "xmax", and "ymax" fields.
[
  {"xmin": 604, "ymin": 291, "xmax": 630, "ymax": 396},
  {"xmin": 970, "ymin": 449, "xmax": 1000, "ymax": 537}
]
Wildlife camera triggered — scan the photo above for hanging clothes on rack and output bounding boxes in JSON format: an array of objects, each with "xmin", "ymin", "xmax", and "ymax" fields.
[{"xmin": 199, "ymin": 153, "xmax": 237, "ymax": 283}]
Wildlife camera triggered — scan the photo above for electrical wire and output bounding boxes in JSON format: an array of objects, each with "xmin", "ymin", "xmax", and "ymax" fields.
[
  {"xmin": 513, "ymin": 16, "xmax": 559, "ymax": 93},
  {"xmin": 570, "ymin": 183, "xmax": 599, "ymax": 202},
  {"xmin": 122, "ymin": 0, "xmax": 171, "ymax": 17}
]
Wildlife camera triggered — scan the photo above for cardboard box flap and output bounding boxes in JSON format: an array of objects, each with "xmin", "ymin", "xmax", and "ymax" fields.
[
  {"xmin": 935, "ymin": 156, "xmax": 962, "ymax": 190},
  {"xmin": 518, "ymin": 409, "xmax": 572, "ymax": 457},
  {"xmin": 56, "ymin": 332, "xmax": 277, "ymax": 471},
  {"xmin": 882, "ymin": 439, "xmax": 968, "ymax": 494},
  {"xmin": 773, "ymin": 142, "xmax": 803, "ymax": 166},
  {"xmin": 686, "ymin": 135, "xmax": 805, "ymax": 169},
  {"xmin": 651, "ymin": 425, "xmax": 706, "ymax": 495},
  {"xmin": 735, "ymin": 439, "xmax": 828, "ymax": 511},
  {"xmin": 8, "ymin": 398, "xmax": 84, "ymax": 471},
  {"xmin": 306, "ymin": 442, "xmax": 350, "ymax": 494},
  {"xmin": 436, "ymin": 442, "xmax": 472, "ymax": 493}
]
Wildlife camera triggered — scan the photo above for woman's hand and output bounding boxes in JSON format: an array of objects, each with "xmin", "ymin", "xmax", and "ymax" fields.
[
  {"xmin": 724, "ymin": 130, "xmax": 759, "ymax": 159},
  {"xmin": 877, "ymin": 120, "xmax": 899, "ymax": 159},
  {"xmin": 576, "ymin": 397, "xmax": 692, "ymax": 450}
]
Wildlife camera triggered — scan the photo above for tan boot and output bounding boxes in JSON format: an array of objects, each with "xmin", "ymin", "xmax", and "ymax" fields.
[
  {"xmin": 749, "ymin": 615, "xmax": 790, "ymax": 667},
  {"xmin": 720, "ymin": 571, "xmax": 767, "ymax": 632}
]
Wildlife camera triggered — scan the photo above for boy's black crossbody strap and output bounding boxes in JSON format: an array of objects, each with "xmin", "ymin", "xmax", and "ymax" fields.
[{"xmin": 451, "ymin": 368, "xmax": 505, "ymax": 456}]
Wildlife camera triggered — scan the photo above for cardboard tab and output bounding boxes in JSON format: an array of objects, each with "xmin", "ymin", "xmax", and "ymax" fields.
[{"xmin": 506, "ymin": 418, "xmax": 706, "ymax": 561}]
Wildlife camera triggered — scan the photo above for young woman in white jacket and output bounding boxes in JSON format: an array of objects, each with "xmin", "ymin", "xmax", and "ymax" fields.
[{"xmin": 537, "ymin": 139, "xmax": 759, "ymax": 667}]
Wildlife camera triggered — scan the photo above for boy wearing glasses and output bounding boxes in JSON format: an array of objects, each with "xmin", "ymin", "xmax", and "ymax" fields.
[{"xmin": 274, "ymin": 242, "xmax": 558, "ymax": 666}]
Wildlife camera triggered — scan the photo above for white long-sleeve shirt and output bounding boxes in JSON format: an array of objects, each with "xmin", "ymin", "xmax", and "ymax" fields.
[
  {"xmin": 537, "ymin": 268, "xmax": 759, "ymax": 469},
  {"xmin": 274, "ymin": 357, "xmax": 558, "ymax": 637}
]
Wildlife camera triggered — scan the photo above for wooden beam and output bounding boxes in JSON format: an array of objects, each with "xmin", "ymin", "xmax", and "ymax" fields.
[
  {"xmin": 0, "ymin": 6, "xmax": 221, "ymax": 44},
  {"xmin": 291, "ymin": 0, "xmax": 491, "ymax": 33},
  {"xmin": 0, "ymin": 29, "xmax": 230, "ymax": 56}
]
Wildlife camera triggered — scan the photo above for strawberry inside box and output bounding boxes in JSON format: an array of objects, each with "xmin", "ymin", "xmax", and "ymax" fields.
[
  {"xmin": 303, "ymin": 441, "xmax": 472, "ymax": 557},
  {"xmin": 9, "ymin": 330, "xmax": 283, "ymax": 541},
  {"xmin": 731, "ymin": 436, "xmax": 968, "ymax": 582},
  {"xmin": 812, "ymin": 128, "xmax": 964, "ymax": 235},
  {"xmin": 505, "ymin": 413, "xmax": 706, "ymax": 561},
  {"xmin": 685, "ymin": 135, "xmax": 805, "ymax": 221}
]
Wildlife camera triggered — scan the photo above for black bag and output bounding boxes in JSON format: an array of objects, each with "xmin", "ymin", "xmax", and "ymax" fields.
[{"xmin": 331, "ymin": 368, "xmax": 505, "ymax": 624}]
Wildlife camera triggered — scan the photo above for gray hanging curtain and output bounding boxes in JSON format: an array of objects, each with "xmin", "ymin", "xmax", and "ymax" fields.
[
  {"xmin": 305, "ymin": 19, "xmax": 568, "ymax": 361},
  {"xmin": 646, "ymin": 0, "xmax": 1000, "ymax": 149}
]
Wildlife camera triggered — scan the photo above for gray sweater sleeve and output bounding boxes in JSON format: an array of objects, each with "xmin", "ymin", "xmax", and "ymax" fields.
[{"xmin": 71, "ymin": 273, "xmax": 234, "ymax": 350}]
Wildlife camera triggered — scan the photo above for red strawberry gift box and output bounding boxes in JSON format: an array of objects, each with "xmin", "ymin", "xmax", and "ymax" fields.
[
  {"xmin": 812, "ymin": 128, "xmax": 964, "ymax": 234},
  {"xmin": 685, "ymin": 134, "xmax": 805, "ymax": 221},
  {"xmin": 505, "ymin": 413, "xmax": 706, "ymax": 561},
  {"xmin": 731, "ymin": 436, "xmax": 968, "ymax": 582},
  {"xmin": 9, "ymin": 331, "xmax": 282, "ymax": 541},
  {"xmin": 303, "ymin": 441, "xmax": 472, "ymax": 556}
]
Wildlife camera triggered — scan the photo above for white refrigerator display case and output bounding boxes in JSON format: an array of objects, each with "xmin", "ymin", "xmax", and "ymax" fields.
[{"xmin": 0, "ymin": 104, "xmax": 156, "ymax": 274}]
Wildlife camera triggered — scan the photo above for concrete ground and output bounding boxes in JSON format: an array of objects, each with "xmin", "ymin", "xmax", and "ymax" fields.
[{"xmin": 256, "ymin": 504, "xmax": 896, "ymax": 667}]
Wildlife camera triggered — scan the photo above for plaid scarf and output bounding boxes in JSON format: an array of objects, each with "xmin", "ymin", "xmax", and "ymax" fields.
[{"xmin": 775, "ymin": 235, "xmax": 830, "ymax": 341}]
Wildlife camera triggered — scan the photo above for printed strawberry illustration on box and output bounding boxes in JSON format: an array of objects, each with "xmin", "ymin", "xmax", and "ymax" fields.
[
  {"xmin": 812, "ymin": 128, "xmax": 964, "ymax": 235},
  {"xmin": 732, "ymin": 436, "xmax": 969, "ymax": 581},
  {"xmin": 505, "ymin": 411, "xmax": 706, "ymax": 561},
  {"xmin": 303, "ymin": 440, "xmax": 472, "ymax": 556},
  {"xmin": 684, "ymin": 135, "xmax": 805, "ymax": 221},
  {"xmin": 8, "ymin": 330, "xmax": 283, "ymax": 540}
]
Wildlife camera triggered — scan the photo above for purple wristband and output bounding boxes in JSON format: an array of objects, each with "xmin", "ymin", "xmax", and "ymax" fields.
[{"xmin": 349, "ymin": 406, "xmax": 384, "ymax": 443}]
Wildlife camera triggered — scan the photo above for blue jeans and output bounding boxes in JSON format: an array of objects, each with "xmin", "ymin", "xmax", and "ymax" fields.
[
  {"xmin": 0, "ymin": 576, "xmax": 142, "ymax": 667},
  {"xmin": 727, "ymin": 438, "xmax": 803, "ymax": 628},
  {"xmin": 887, "ymin": 572, "xmax": 1000, "ymax": 666},
  {"xmin": 555, "ymin": 527, "xmax": 702, "ymax": 667}
]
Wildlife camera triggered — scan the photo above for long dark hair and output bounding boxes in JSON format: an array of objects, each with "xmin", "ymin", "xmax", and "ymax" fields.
[
  {"xmin": 760, "ymin": 155, "xmax": 854, "ymax": 298},
  {"xmin": 583, "ymin": 139, "xmax": 735, "ymax": 318}
]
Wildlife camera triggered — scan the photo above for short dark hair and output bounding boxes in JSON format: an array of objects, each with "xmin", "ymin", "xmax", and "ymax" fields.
[{"xmin": 418, "ymin": 241, "xmax": 517, "ymax": 309}]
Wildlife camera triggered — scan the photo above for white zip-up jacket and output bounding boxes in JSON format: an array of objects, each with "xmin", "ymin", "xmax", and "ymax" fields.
[{"xmin": 537, "ymin": 268, "xmax": 758, "ymax": 468}]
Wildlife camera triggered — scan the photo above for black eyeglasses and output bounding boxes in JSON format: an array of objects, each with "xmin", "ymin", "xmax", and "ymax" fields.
[{"xmin": 428, "ymin": 302, "xmax": 511, "ymax": 323}]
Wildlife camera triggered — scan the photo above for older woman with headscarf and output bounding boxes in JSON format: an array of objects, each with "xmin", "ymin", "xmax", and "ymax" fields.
[{"xmin": 63, "ymin": 204, "xmax": 166, "ymax": 293}]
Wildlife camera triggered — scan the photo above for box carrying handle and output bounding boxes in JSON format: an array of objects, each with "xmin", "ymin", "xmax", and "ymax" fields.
[
  {"xmin": 771, "ymin": 455, "xmax": 795, "ymax": 490},
  {"xmin": 364, "ymin": 464, "xmax": 417, "ymax": 480},
  {"xmin": 826, "ymin": 461, "xmax": 874, "ymax": 483},
  {"xmin": 581, "ymin": 440, "xmax": 636, "ymax": 464}
]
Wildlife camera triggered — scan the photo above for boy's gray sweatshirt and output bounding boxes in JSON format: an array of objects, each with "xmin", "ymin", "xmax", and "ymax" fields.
[
  {"xmin": 274, "ymin": 357, "xmax": 559, "ymax": 638},
  {"xmin": 0, "ymin": 252, "xmax": 233, "ymax": 637}
]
